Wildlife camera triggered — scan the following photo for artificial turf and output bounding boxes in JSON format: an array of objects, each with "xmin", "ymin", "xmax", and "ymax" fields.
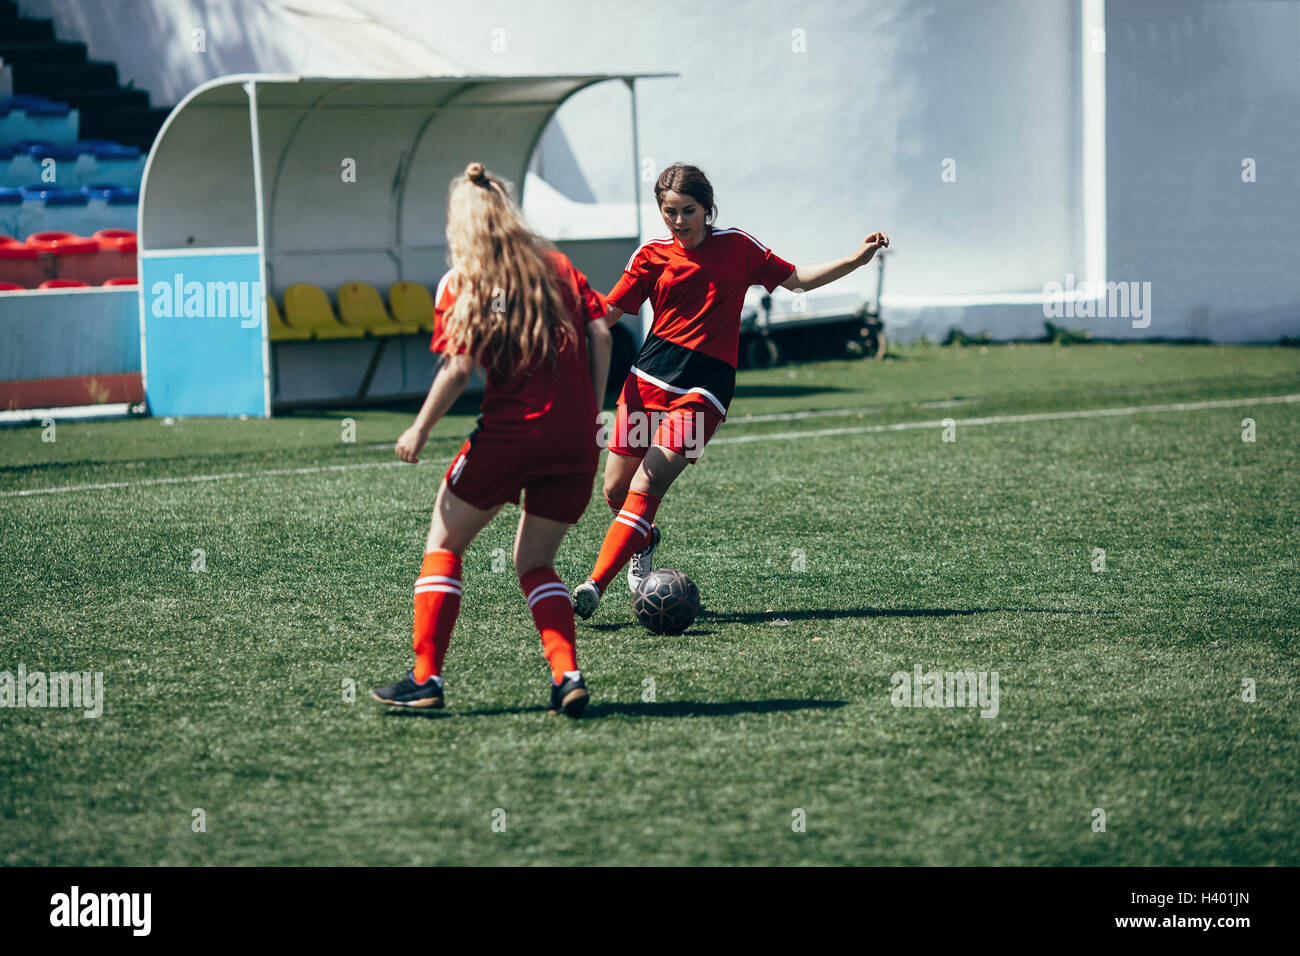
[{"xmin": 2, "ymin": 342, "xmax": 1297, "ymax": 865}]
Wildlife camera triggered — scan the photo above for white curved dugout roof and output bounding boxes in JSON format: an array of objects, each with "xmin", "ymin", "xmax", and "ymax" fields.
[
  {"xmin": 140, "ymin": 72, "xmax": 668, "ymax": 291},
  {"xmin": 136, "ymin": 72, "xmax": 669, "ymax": 419}
]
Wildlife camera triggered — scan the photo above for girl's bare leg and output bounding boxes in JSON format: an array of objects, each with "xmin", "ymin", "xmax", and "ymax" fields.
[
  {"xmin": 425, "ymin": 479, "xmax": 502, "ymax": 554},
  {"xmin": 630, "ymin": 445, "xmax": 689, "ymax": 497},
  {"xmin": 575, "ymin": 445, "xmax": 691, "ymax": 617},
  {"xmin": 513, "ymin": 509, "xmax": 570, "ymax": 573},
  {"xmin": 373, "ymin": 481, "xmax": 502, "ymax": 706},
  {"xmin": 602, "ymin": 449, "xmax": 642, "ymax": 512}
]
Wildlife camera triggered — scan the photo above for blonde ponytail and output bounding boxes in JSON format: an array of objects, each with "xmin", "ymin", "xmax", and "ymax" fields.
[{"xmin": 443, "ymin": 163, "xmax": 575, "ymax": 375}]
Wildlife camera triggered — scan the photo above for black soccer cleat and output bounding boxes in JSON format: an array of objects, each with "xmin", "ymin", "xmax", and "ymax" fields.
[
  {"xmin": 372, "ymin": 670, "xmax": 445, "ymax": 708},
  {"xmin": 548, "ymin": 674, "xmax": 589, "ymax": 718}
]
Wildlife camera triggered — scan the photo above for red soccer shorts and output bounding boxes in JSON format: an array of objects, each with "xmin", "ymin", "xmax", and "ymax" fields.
[
  {"xmin": 606, "ymin": 374, "xmax": 725, "ymax": 463},
  {"xmin": 442, "ymin": 430, "xmax": 597, "ymax": 524}
]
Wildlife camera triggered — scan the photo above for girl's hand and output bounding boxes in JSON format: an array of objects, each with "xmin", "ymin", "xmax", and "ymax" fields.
[
  {"xmin": 855, "ymin": 231, "xmax": 890, "ymax": 265},
  {"xmin": 396, "ymin": 425, "xmax": 429, "ymax": 464}
]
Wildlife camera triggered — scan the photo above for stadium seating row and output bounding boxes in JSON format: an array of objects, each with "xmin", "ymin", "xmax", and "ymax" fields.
[
  {"xmin": 0, "ymin": 94, "xmax": 143, "ymax": 237},
  {"xmin": 0, "ymin": 182, "xmax": 137, "ymax": 236},
  {"xmin": 0, "ymin": 94, "xmax": 77, "ymax": 146},
  {"xmin": 0, "ymin": 276, "xmax": 135, "ymax": 290},
  {"xmin": 268, "ymin": 282, "xmax": 436, "ymax": 342},
  {"xmin": 0, "ymin": 228, "xmax": 135, "ymax": 286},
  {"xmin": 1, "ymin": 138, "xmax": 144, "ymax": 189}
]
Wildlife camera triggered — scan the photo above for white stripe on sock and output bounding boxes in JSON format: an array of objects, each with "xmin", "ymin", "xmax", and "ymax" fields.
[
  {"xmin": 616, "ymin": 509, "xmax": 651, "ymax": 535},
  {"xmin": 526, "ymin": 581, "xmax": 569, "ymax": 600},
  {"xmin": 414, "ymin": 584, "xmax": 462, "ymax": 596},
  {"xmin": 415, "ymin": 575, "xmax": 461, "ymax": 588},
  {"xmin": 527, "ymin": 583, "xmax": 571, "ymax": 608},
  {"xmin": 615, "ymin": 514, "xmax": 650, "ymax": 537}
]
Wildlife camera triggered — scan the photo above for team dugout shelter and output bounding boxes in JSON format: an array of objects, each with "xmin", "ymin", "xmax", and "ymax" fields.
[{"xmin": 139, "ymin": 73, "xmax": 665, "ymax": 417}]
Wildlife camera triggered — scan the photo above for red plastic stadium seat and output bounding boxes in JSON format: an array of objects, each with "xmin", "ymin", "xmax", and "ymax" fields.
[
  {"xmin": 24, "ymin": 230, "xmax": 96, "ymax": 253},
  {"xmin": 0, "ymin": 237, "xmax": 46, "ymax": 288},
  {"xmin": 38, "ymin": 278, "xmax": 92, "ymax": 289},
  {"xmin": 92, "ymin": 228, "xmax": 138, "ymax": 251},
  {"xmin": 25, "ymin": 230, "xmax": 104, "ymax": 283},
  {"xmin": 102, "ymin": 276, "xmax": 138, "ymax": 286},
  {"xmin": 91, "ymin": 230, "xmax": 138, "ymax": 287},
  {"xmin": 28, "ymin": 231, "xmax": 137, "ymax": 285},
  {"xmin": 0, "ymin": 281, "xmax": 27, "ymax": 291}
]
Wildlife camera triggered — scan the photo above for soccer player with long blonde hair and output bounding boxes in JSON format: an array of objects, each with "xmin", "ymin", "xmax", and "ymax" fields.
[
  {"xmin": 372, "ymin": 162, "xmax": 611, "ymax": 716},
  {"xmin": 572, "ymin": 163, "xmax": 888, "ymax": 618}
]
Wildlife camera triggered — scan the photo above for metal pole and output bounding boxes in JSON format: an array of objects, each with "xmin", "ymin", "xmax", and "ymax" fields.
[
  {"xmin": 626, "ymin": 77, "xmax": 646, "ymax": 342},
  {"xmin": 246, "ymin": 79, "xmax": 273, "ymax": 418}
]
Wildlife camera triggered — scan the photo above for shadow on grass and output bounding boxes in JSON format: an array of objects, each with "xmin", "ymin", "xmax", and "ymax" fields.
[
  {"xmin": 588, "ymin": 606, "xmax": 1111, "ymax": 631},
  {"xmin": 381, "ymin": 705, "xmax": 536, "ymax": 720},
  {"xmin": 382, "ymin": 698, "xmax": 848, "ymax": 720},
  {"xmin": 587, "ymin": 698, "xmax": 847, "ymax": 719},
  {"xmin": 730, "ymin": 383, "xmax": 850, "ymax": 400},
  {"xmin": 695, "ymin": 606, "xmax": 1112, "ymax": 624}
]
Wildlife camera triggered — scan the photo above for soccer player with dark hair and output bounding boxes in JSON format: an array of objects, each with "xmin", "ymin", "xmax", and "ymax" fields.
[{"xmin": 572, "ymin": 163, "xmax": 888, "ymax": 618}]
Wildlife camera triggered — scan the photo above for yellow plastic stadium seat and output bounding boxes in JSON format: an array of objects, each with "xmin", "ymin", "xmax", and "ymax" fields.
[
  {"xmin": 388, "ymin": 280, "xmax": 435, "ymax": 334},
  {"xmin": 283, "ymin": 283, "xmax": 364, "ymax": 340},
  {"xmin": 337, "ymin": 281, "xmax": 404, "ymax": 337},
  {"xmin": 267, "ymin": 294, "xmax": 311, "ymax": 342}
]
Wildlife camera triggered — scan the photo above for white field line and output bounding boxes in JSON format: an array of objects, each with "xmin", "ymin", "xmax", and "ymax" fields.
[
  {"xmin": 3, "ymin": 393, "xmax": 1296, "ymax": 499},
  {"xmin": 731, "ymin": 406, "xmax": 885, "ymax": 423},
  {"xmin": 0, "ymin": 403, "xmax": 134, "ymax": 426},
  {"xmin": 2, "ymin": 461, "xmax": 408, "ymax": 498},
  {"xmin": 710, "ymin": 393, "xmax": 1300, "ymax": 446},
  {"xmin": 685, "ymin": 397, "xmax": 967, "ymax": 425}
]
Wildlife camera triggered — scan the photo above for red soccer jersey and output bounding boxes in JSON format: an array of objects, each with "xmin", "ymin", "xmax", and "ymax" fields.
[
  {"xmin": 431, "ymin": 249, "xmax": 604, "ymax": 446},
  {"xmin": 608, "ymin": 226, "xmax": 794, "ymax": 367},
  {"xmin": 606, "ymin": 226, "xmax": 793, "ymax": 416}
]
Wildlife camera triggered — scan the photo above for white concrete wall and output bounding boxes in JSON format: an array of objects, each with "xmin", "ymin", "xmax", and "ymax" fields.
[
  {"xmin": 1103, "ymin": 0, "xmax": 1300, "ymax": 342},
  {"xmin": 22, "ymin": 0, "xmax": 464, "ymax": 100},
  {"xmin": 26, "ymin": 0, "xmax": 1300, "ymax": 341}
]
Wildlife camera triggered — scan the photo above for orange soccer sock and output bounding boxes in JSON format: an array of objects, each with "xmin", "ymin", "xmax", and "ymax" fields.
[
  {"xmin": 411, "ymin": 549, "xmax": 462, "ymax": 683},
  {"xmin": 589, "ymin": 489, "xmax": 660, "ymax": 594},
  {"xmin": 519, "ymin": 567, "xmax": 577, "ymax": 683}
]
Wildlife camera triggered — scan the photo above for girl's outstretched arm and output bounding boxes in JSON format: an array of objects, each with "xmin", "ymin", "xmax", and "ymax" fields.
[
  {"xmin": 781, "ymin": 231, "xmax": 890, "ymax": 292},
  {"xmin": 396, "ymin": 353, "xmax": 475, "ymax": 463}
]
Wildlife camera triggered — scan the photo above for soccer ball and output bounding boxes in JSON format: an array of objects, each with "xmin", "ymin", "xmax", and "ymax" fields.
[{"xmin": 632, "ymin": 569, "xmax": 701, "ymax": 635}]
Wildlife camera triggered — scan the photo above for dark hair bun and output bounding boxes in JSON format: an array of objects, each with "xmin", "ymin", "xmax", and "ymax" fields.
[{"xmin": 654, "ymin": 163, "xmax": 716, "ymax": 224}]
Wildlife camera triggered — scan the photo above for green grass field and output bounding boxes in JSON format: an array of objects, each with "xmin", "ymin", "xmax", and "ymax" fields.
[{"xmin": 2, "ymin": 342, "xmax": 1298, "ymax": 865}]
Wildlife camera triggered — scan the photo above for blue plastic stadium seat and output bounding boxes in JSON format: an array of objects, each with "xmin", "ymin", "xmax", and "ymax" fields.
[
  {"xmin": 0, "ymin": 95, "xmax": 78, "ymax": 146},
  {"xmin": 73, "ymin": 140, "xmax": 143, "ymax": 190},
  {"xmin": 2, "ymin": 141, "xmax": 83, "ymax": 189},
  {"xmin": 0, "ymin": 187, "xmax": 21, "ymax": 238},
  {"xmin": 0, "ymin": 141, "xmax": 144, "ymax": 191},
  {"xmin": 17, "ymin": 184, "xmax": 92, "ymax": 235},
  {"xmin": 103, "ymin": 186, "xmax": 138, "ymax": 231},
  {"xmin": 79, "ymin": 183, "xmax": 136, "ymax": 233}
]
